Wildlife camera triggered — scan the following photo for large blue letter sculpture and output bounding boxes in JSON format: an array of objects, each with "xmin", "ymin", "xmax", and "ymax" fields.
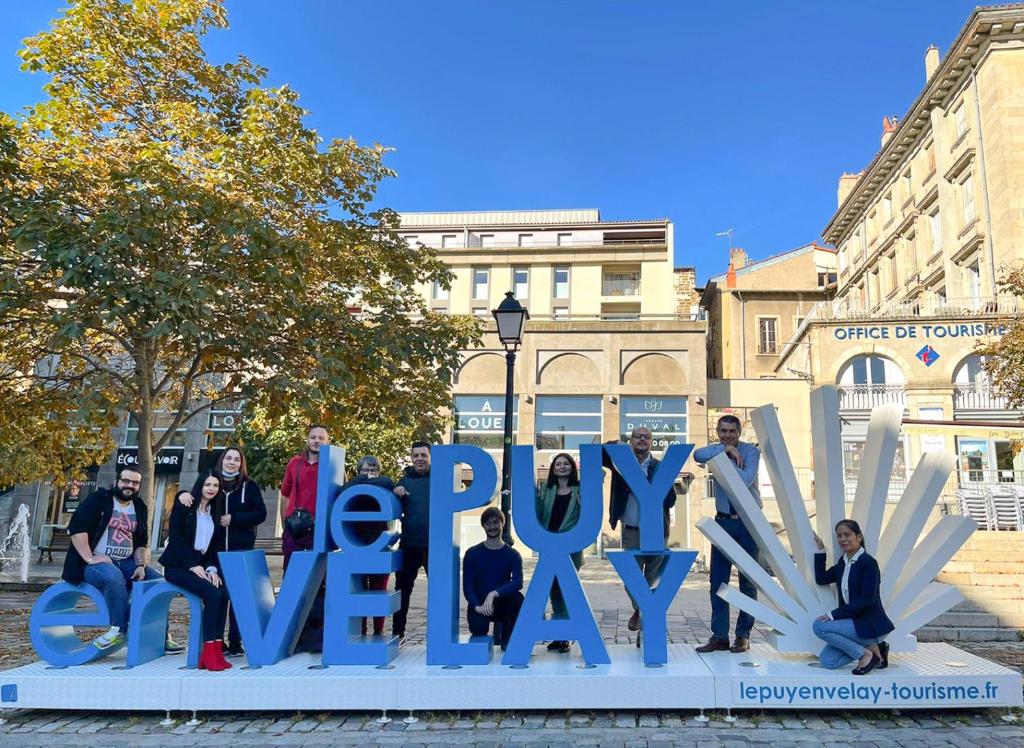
[
  {"xmin": 604, "ymin": 443, "xmax": 697, "ymax": 665},
  {"xmin": 323, "ymin": 482, "xmax": 402, "ymax": 665},
  {"xmin": 426, "ymin": 445, "xmax": 498, "ymax": 665},
  {"xmin": 29, "ymin": 583, "xmax": 114, "ymax": 666},
  {"xmin": 503, "ymin": 444, "xmax": 609, "ymax": 666},
  {"xmin": 126, "ymin": 579, "xmax": 203, "ymax": 668}
]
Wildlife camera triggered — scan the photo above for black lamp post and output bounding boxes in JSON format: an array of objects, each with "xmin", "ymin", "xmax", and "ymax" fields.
[{"xmin": 492, "ymin": 291, "xmax": 529, "ymax": 545}]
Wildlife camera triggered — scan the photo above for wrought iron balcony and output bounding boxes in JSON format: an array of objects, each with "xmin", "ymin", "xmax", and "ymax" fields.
[
  {"xmin": 953, "ymin": 382, "xmax": 1009, "ymax": 411},
  {"xmin": 837, "ymin": 384, "xmax": 907, "ymax": 410},
  {"xmin": 601, "ymin": 278, "xmax": 641, "ymax": 296},
  {"xmin": 812, "ymin": 295, "xmax": 1019, "ymax": 322}
]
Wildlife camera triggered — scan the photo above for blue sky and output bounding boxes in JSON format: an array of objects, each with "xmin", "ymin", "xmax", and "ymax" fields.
[{"xmin": 0, "ymin": 1, "xmax": 983, "ymax": 281}]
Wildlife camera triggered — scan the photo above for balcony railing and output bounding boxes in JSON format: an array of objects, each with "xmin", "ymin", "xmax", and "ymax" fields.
[
  {"xmin": 837, "ymin": 384, "xmax": 907, "ymax": 410},
  {"xmin": 601, "ymin": 278, "xmax": 641, "ymax": 296},
  {"xmin": 953, "ymin": 382, "xmax": 1009, "ymax": 411},
  {"xmin": 421, "ymin": 237, "xmax": 666, "ymax": 250},
  {"xmin": 958, "ymin": 469, "xmax": 1024, "ymax": 487},
  {"xmin": 812, "ymin": 295, "xmax": 1019, "ymax": 322}
]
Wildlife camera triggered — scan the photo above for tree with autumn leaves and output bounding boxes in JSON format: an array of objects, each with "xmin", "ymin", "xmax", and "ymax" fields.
[{"xmin": 0, "ymin": 0, "xmax": 479, "ymax": 518}]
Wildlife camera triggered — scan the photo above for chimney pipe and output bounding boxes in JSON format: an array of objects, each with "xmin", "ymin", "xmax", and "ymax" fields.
[
  {"xmin": 729, "ymin": 247, "xmax": 748, "ymax": 270},
  {"xmin": 925, "ymin": 45, "xmax": 940, "ymax": 80}
]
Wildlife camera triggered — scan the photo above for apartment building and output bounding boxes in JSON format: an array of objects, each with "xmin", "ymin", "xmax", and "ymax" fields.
[{"xmin": 777, "ymin": 5, "xmax": 1024, "ymax": 497}]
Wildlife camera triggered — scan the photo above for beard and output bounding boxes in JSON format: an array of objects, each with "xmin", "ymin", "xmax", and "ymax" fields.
[{"xmin": 112, "ymin": 485, "xmax": 136, "ymax": 501}]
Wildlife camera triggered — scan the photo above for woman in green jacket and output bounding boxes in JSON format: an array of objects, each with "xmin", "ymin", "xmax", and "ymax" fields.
[{"xmin": 536, "ymin": 452, "xmax": 583, "ymax": 654}]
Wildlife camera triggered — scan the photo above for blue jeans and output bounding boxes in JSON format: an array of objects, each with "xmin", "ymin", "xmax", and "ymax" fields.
[
  {"xmin": 812, "ymin": 617, "xmax": 878, "ymax": 669},
  {"xmin": 83, "ymin": 556, "xmax": 162, "ymax": 630},
  {"xmin": 709, "ymin": 517, "xmax": 758, "ymax": 640}
]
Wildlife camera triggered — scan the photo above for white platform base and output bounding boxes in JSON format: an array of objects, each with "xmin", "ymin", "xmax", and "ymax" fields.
[{"xmin": 0, "ymin": 643, "xmax": 1019, "ymax": 713}]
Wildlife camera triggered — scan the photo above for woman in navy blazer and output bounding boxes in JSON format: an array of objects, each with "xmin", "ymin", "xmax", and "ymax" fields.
[
  {"xmin": 812, "ymin": 519, "xmax": 894, "ymax": 675},
  {"xmin": 159, "ymin": 474, "xmax": 231, "ymax": 672}
]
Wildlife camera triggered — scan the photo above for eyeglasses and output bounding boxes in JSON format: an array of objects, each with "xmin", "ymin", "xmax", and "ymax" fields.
[{"xmin": 118, "ymin": 479, "xmax": 141, "ymax": 487}]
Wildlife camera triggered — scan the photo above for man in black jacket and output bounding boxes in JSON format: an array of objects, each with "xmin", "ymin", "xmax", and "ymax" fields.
[
  {"xmin": 604, "ymin": 427, "xmax": 678, "ymax": 632},
  {"xmin": 62, "ymin": 466, "xmax": 173, "ymax": 651}
]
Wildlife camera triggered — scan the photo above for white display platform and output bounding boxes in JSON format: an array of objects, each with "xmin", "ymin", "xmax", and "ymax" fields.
[{"xmin": 0, "ymin": 643, "xmax": 1019, "ymax": 714}]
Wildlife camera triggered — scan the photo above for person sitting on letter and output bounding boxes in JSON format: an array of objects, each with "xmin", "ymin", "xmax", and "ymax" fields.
[
  {"xmin": 462, "ymin": 507, "xmax": 523, "ymax": 650},
  {"xmin": 812, "ymin": 519, "xmax": 894, "ymax": 674}
]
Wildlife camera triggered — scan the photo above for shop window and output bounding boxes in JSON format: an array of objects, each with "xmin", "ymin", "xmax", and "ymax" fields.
[
  {"xmin": 453, "ymin": 395, "xmax": 519, "ymax": 451},
  {"xmin": 535, "ymin": 395, "xmax": 602, "ymax": 451},
  {"xmin": 619, "ymin": 396, "xmax": 687, "ymax": 449},
  {"xmin": 124, "ymin": 412, "xmax": 187, "ymax": 448}
]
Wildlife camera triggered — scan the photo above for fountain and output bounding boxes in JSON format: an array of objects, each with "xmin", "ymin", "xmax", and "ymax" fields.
[{"xmin": 0, "ymin": 504, "xmax": 31, "ymax": 583}]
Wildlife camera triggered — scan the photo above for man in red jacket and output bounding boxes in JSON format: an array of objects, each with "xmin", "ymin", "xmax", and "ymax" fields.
[{"xmin": 278, "ymin": 424, "xmax": 330, "ymax": 570}]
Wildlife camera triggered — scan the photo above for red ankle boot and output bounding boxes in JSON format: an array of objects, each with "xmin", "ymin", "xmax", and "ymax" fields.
[{"xmin": 198, "ymin": 640, "xmax": 232, "ymax": 671}]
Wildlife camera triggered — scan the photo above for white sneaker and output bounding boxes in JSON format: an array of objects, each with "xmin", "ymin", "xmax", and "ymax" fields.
[{"xmin": 93, "ymin": 626, "xmax": 124, "ymax": 650}]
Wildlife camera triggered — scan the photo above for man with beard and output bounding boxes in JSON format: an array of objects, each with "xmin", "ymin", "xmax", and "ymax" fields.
[
  {"xmin": 391, "ymin": 441, "xmax": 432, "ymax": 643},
  {"xmin": 279, "ymin": 424, "xmax": 330, "ymax": 569},
  {"xmin": 693, "ymin": 414, "xmax": 762, "ymax": 654},
  {"xmin": 461, "ymin": 507, "xmax": 523, "ymax": 650},
  {"xmin": 62, "ymin": 466, "xmax": 171, "ymax": 651}
]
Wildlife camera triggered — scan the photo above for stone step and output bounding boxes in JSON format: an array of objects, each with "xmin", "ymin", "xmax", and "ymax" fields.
[
  {"xmin": 956, "ymin": 534, "xmax": 1024, "ymax": 552},
  {"xmin": 943, "ymin": 560, "xmax": 1024, "ymax": 573},
  {"xmin": 928, "ymin": 611, "xmax": 1000, "ymax": 628},
  {"xmin": 915, "ymin": 626, "xmax": 1021, "ymax": 643},
  {"xmin": 935, "ymin": 571, "xmax": 1023, "ymax": 587},
  {"xmin": 951, "ymin": 548, "xmax": 1024, "ymax": 562},
  {"xmin": 953, "ymin": 597, "xmax": 1024, "ymax": 614}
]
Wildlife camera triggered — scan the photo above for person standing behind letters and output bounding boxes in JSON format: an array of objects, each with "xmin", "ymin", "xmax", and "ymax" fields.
[
  {"xmin": 278, "ymin": 424, "xmax": 329, "ymax": 570},
  {"xmin": 603, "ymin": 427, "xmax": 677, "ymax": 633},
  {"xmin": 536, "ymin": 452, "xmax": 583, "ymax": 654},
  {"xmin": 462, "ymin": 507, "xmax": 523, "ymax": 650},
  {"xmin": 391, "ymin": 441, "xmax": 432, "ymax": 643},
  {"xmin": 693, "ymin": 414, "xmax": 761, "ymax": 654}
]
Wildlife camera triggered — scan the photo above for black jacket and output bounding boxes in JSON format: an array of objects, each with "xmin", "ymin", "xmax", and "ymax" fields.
[
  {"xmin": 158, "ymin": 492, "xmax": 225, "ymax": 571},
  {"xmin": 190, "ymin": 473, "xmax": 266, "ymax": 551},
  {"xmin": 814, "ymin": 550, "xmax": 895, "ymax": 639},
  {"xmin": 61, "ymin": 488, "xmax": 149, "ymax": 585},
  {"xmin": 602, "ymin": 445, "xmax": 677, "ymax": 532}
]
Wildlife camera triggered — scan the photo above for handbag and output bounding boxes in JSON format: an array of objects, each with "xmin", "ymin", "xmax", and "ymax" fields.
[{"xmin": 284, "ymin": 459, "xmax": 314, "ymax": 538}]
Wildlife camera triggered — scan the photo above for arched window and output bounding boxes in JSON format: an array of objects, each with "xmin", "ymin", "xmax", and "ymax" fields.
[
  {"xmin": 837, "ymin": 355, "xmax": 905, "ymax": 386},
  {"xmin": 953, "ymin": 354, "xmax": 988, "ymax": 385}
]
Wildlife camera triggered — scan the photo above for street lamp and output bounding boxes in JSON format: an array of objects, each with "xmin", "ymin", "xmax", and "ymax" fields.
[{"xmin": 492, "ymin": 291, "xmax": 529, "ymax": 545}]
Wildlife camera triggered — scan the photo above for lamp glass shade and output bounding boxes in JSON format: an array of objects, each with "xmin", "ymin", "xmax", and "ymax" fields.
[{"xmin": 492, "ymin": 292, "xmax": 528, "ymax": 345}]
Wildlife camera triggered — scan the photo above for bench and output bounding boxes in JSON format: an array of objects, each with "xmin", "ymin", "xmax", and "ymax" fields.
[
  {"xmin": 37, "ymin": 529, "xmax": 71, "ymax": 564},
  {"xmin": 253, "ymin": 537, "xmax": 284, "ymax": 556}
]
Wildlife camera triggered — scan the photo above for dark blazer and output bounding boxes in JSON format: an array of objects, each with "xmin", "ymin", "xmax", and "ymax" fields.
[
  {"xmin": 158, "ymin": 492, "xmax": 225, "ymax": 571},
  {"xmin": 190, "ymin": 473, "xmax": 266, "ymax": 551},
  {"xmin": 62, "ymin": 488, "xmax": 149, "ymax": 585},
  {"xmin": 814, "ymin": 550, "xmax": 894, "ymax": 639},
  {"xmin": 602, "ymin": 445, "xmax": 676, "ymax": 532}
]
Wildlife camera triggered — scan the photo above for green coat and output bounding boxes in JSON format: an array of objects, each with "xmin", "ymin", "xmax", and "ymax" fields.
[{"xmin": 536, "ymin": 483, "xmax": 584, "ymax": 569}]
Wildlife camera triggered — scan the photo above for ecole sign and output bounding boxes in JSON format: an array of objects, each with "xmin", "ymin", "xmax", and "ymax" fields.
[
  {"xmin": 115, "ymin": 448, "xmax": 184, "ymax": 476},
  {"xmin": 833, "ymin": 322, "xmax": 1007, "ymax": 341},
  {"xmin": 30, "ymin": 443, "xmax": 697, "ymax": 669}
]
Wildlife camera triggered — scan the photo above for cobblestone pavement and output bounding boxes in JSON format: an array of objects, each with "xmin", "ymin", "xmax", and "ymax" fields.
[{"xmin": 1, "ymin": 557, "xmax": 1022, "ymax": 745}]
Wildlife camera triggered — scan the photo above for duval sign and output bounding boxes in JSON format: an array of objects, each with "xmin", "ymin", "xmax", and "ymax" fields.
[{"xmin": 30, "ymin": 443, "xmax": 697, "ymax": 669}]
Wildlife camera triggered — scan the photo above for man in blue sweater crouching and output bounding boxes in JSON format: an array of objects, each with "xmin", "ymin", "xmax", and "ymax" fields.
[{"xmin": 462, "ymin": 507, "xmax": 523, "ymax": 650}]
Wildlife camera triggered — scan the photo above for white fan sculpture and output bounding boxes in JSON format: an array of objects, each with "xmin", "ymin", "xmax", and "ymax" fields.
[{"xmin": 697, "ymin": 385, "xmax": 973, "ymax": 653}]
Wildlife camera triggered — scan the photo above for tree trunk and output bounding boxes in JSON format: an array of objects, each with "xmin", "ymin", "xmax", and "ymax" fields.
[{"xmin": 136, "ymin": 403, "xmax": 158, "ymax": 546}]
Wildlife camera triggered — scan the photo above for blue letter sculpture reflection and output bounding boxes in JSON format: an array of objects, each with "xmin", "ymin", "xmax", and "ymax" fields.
[
  {"xmin": 604, "ymin": 443, "xmax": 696, "ymax": 664},
  {"xmin": 323, "ymin": 483, "xmax": 402, "ymax": 665},
  {"xmin": 426, "ymin": 445, "xmax": 498, "ymax": 665},
  {"xmin": 503, "ymin": 444, "xmax": 609, "ymax": 666},
  {"xmin": 29, "ymin": 583, "xmax": 114, "ymax": 666}
]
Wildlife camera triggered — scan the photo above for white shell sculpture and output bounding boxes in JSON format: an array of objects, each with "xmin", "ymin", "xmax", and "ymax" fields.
[{"xmin": 696, "ymin": 384, "xmax": 973, "ymax": 653}]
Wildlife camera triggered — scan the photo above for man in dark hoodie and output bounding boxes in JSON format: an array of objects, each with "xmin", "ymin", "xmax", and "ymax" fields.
[{"xmin": 391, "ymin": 441, "xmax": 431, "ymax": 643}]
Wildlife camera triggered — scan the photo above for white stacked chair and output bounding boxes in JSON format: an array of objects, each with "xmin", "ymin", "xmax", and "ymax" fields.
[
  {"xmin": 985, "ymin": 484, "xmax": 1020, "ymax": 531},
  {"xmin": 956, "ymin": 487, "xmax": 992, "ymax": 530}
]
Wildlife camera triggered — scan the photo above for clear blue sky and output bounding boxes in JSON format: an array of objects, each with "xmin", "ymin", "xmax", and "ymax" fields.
[{"xmin": 0, "ymin": 0, "xmax": 984, "ymax": 282}]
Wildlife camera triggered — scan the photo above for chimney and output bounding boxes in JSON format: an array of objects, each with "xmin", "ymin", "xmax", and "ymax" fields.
[
  {"xmin": 726, "ymin": 263, "xmax": 737, "ymax": 289},
  {"xmin": 880, "ymin": 116, "xmax": 899, "ymax": 147},
  {"xmin": 729, "ymin": 247, "xmax": 747, "ymax": 270},
  {"xmin": 838, "ymin": 171, "xmax": 862, "ymax": 207},
  {"xmin": 925, "ymin": 45, "xmax": 940, "ymax": 80}
]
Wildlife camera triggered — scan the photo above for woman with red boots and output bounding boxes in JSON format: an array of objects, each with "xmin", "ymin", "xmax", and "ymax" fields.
[{"xmin": 159, "ymin": 474, "xmax": 232, "ymax": 671}]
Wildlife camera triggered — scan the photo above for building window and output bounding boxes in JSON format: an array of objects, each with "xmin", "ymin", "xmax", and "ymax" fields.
[
  {"xmin": 431, "ymin": 279, "xmax": 449, "ymax": 302},
  {"xmin": 902, "ymin": 169, "xmax": 912, "ymax": 201},
  {"xmin": 552, "ymin": 306, "xmax": 569, "ymax": 318},
  {"xmin": 513, "ymin": 267, "xmax": 529, "ymax": 300},
  {"xmin": 883, "ymin": 193, "xmax": 893, "ymax": 223},
  {"xmin": 518, "ymin": 233, "xmax": 534, "ymax": 247},
  {"xmin": 207, "ymin": 404, "xmax": 244, "ymax": 449},
  {"xmin": 472, "ymin": 307, "xmax": 489, "ymax": 317},
  {"xmin": 817, "ymin": 271, "xmax": 837, "ymax": 287},
  {"xmin": 843, "ymin": 438, "xmax": 907, "ymax": 499},
  {"xmin": 960, "ymin": 173, "xmax": 976, "ymax": 225},
  {"xmin": 757, "ymin": 317, "xmax": 778, "ymax": 354},
  {"xmin": 929, "ymin": 210, "xmax": 942, "ymax": 254},
  {"xmin": 603, "ymin": 269, "xmax": 641, "ymax": 296},
  {"xmin": 888, "ymin": 254, "xmax": 898, "ymax": 291},
  {"xmin": 405, "ymin": 235, "xmax": 418, "ymax": 247},
  {"xmin": 966, "ymin": 260, "xmax": 981, "ymax": 301},
  {"xmin": 124, "ymin": 412, "xmax": 187, "ymax": 448},
  {"xmin": 838, "ymin": 247, "xmax": 847, "ymax": 273},
  {"xmin": 535, "ymin": 395, "xmax": 602, "ymax": 451},
  {"xmin": 553, "ymin": 266, "xmax": 570, "ymax": 298},
  {"xmin": 453, "ymin": 395, "xmax": 519, "ymax": 451},
  {"xmin": 480, "ymin": 234, "xmax": 496, "ymax": 248},
  {"xmin": 472, "ymin": 267, "xmax": 489, "ymax": 300},
  {"xmin": 441, "ymin": 234, "xmax": 459, "ymax": 248},
  {"xmin": 619, "ymin": 396, "xmax": 687, "ymax": 449},
  {"xmin": 906, "ymin": 231, "xmax": 918, "ymax": 275},
  {"xmin": 557, "ymin": 233, "xmax": 572, "ymax": 246},
  {"xmin": 955, "ymin": 104, "xmax": 967, "ymax": 138}
]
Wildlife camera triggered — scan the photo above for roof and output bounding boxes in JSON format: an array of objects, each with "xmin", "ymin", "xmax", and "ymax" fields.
[
  {"xmin": 706, "ymin": 242, "xmax": 833, "ymax": 284},
  {"xmin": 397, "ymin": 209, "xmax": 669, "ymax": 229}
]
